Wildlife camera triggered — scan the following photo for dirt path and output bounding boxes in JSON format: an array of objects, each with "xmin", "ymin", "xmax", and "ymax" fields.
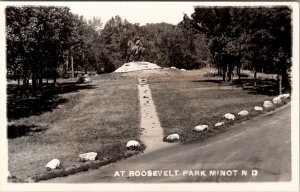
[{"xmin": 138, "ymin": 78, "xmax": 173, "ymax": 153}]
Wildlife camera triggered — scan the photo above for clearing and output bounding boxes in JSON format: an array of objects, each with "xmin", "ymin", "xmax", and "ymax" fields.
[{"xmin": 7, "ymin": 68, "xmax": 287, "ymax": 181}]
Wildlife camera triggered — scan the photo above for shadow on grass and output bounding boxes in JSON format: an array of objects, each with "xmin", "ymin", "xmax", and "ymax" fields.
[
  {"xmin": 191, "ymin": 79, "xmax": 223, "ymax": 84},
  {"xmin": 7, "ymin": 82, "xmax": 97, "ymax": 121},
  {"xmin": 233, "ymin": 78, "xmax": 279, "ymax": 96},
  {"xmin": 192, "ymin": 78, "xmax": 282, "ymax": 96},
  {"xmin": 7, "ymin": 124, "xmax": 48, "ymax": 139}
]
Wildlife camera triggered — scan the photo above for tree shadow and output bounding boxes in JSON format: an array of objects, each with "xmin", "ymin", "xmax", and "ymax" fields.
[
  {"xmin": 7, "ymin": 124, "xmax": 48, "ymax": 139},
  {"xmin": 192, "ymin": 78, "xmax": 280, "ymax": 96},
  {"xmin": 7, "ymin": 82, "xmax": 97, "ymax": 121},
  {"xmin": 233, "ymin": 78, "xmax": 279, "ymax": 96},
  {"xmin": 191, "ymin": 79, "xmax": 223, "ymax": 84}
]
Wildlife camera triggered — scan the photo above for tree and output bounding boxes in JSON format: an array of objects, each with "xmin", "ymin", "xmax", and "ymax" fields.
[
  {"xmin": 180, "ymin": 7, "xmax": 236, "ymax": 82},
  {"xmin": 180, "ymin": 6, "xmax": 292, "ymax": 90},
  {"xmin": 6, "ymin": 6, "xmax": 87, "ymax": 93}
]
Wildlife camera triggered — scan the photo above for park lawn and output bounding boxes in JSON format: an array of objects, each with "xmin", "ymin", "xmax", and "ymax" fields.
[
  {"xmin": 8, "ymin": 74, "xmax": 141, "ymax": 181},
  {"xmin": 149, "ymin": 70, "xmax": 277, "ymax": 142}
]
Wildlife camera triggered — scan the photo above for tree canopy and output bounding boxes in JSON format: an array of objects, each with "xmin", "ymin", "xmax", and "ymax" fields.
[
  {"xmin": 179, "ymin": 6, "xmax": 292, "ymax": 88},
  {"xmin": 6, "ymin": 5, "xmax": 292, "ymax": 95}
]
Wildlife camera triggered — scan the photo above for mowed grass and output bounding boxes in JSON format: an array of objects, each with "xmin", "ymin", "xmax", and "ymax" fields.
[
  {"xmin": 149, "ymin": 70, "xmax": 278, "ymax": 142},
  {"xmin": 8, "ymin": 74, "xmax": 140, "ymax": 180}
]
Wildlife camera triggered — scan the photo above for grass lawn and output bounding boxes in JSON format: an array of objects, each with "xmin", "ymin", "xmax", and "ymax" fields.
[
  {"xmin": 149, "ymin": 69, "xmax": 285, "ymax": 142},
  {"xmin": 8, "ymin": 74, "xmax": 141, "ymax": 181},
  {"xmin": 7, "ymin": 68, "xmax": 288, "ymax": 181}
]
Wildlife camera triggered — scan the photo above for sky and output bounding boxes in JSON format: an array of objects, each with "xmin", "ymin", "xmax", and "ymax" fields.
[
  {"xmin": 69, "ymin": 2, "xmax": 198, "ymax": 26},
  {"xmin": 68, "ymin": 2, "xmax": 297, "ymax": 27}
]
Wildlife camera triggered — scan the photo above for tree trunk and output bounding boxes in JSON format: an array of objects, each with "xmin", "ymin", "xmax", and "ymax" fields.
[
  {"xmin": 226, "ymin": 64, "xmax": 230, "ymax": 83},
  {"xmin": 23, "ymin": 77, "xmax": 29, "ymax": 98},
  {"xmin": 38, "ymin": 77, "xmax": 43, "ymax": 90},
  {"xmin": 254, "ymin": 68, "xmax": 257, "ymax": 86},
  {"xmin": 32, "ymin": 75, "xmax": 37, "ymax": 92},
  {"xmin": 53, "ymin": 74, "xmax": 57, "ymax": 85},
  {"xmin": 237, "ymin": 63, "xmax": 241, "ymax": 80},
  {"xmin": 281, "ymin": 65, "xmax": 291, "ymax": 93},
  {"xmin": 277, "ymin": 74, "xmax": 282, "ymax": 95},
  {"xmin": 222, "ymin": 65, "xmax": 226, "ymax": 82},
  {"xmin": 65, "ymin": 53, "xmax": 69, "ymax": 77},
  {"xmin": 17, "ymin": 78, "xmax": 20, "ymax": 88},
  {"xmin": 71, "ymin": 54, "xmax": 74, "ymax": 79}
]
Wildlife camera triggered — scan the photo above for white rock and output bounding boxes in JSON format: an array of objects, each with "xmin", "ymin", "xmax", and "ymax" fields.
[
  {"xmin": 79, "ymin": 152, "xmax": 97, "ymax": 161},
  {"xmin": 194, "ymin": 125, "xmax": 208, "ymax": 132},
  {"xmin": 272, "ymin": 97, "xmax": 281, "ymax": 104},
  {"xmin": 254, "ymin": 106, "xmax": 264, "ymax": 111},
  {"xmin": 171, "ymin": 66, "xmax": 178, "ymax": 70},
  {"xmin": 167, "ymin": 133, "xmax": 180, "ymax": 141},
  {"xmin": 214, "ymin": 122, "xmax": 225, "ymax": 127},
  {"xmin": 279, "ymin": 93, "xmax": 290, "ymax": 99},
  {"xmin": 181, "ymin": 68, "xmax": 187, "ymax": 71},
  {"xmin": 283, "ymin": 93, "xmax": 290, "ymax": 99},
  {"xmin": 126, "ymin": 140, "xmax": 141, "ymax": 148},
  {"xmin": 263, "ymin": 101, "xmax": 274, "ymax": 108},
  {"xmin": 84, "ymin": 77, "xmax": 92, "ymax": 83},
  {"xmin": 224, "ymin": 113, "xmax": 236, "ymax": 120},
  {"xmin": 238, "ymin": 110, "xmax": 249, "ymax": 116},
  {"xmin": 46, "ymin": 159, "xmax": 60, "ymax": 170}
]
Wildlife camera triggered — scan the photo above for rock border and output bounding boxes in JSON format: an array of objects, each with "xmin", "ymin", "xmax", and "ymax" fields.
[{"xmin": 9, "ymin": 140, "xmax": 146, "ymax": 183}]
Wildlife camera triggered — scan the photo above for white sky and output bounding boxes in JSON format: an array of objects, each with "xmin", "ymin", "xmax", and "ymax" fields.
[{"xmin": 69, "ymin": 2, "xmax": 198, "ymax": 26}]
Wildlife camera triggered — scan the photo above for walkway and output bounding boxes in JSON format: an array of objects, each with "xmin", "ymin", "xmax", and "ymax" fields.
[{"xmin": 138, "ymin": 78, "xmax": 173, "ymax": 153}]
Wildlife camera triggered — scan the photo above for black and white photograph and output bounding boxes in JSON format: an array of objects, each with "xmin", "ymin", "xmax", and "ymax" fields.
[{"xmin": 0, "ymin": 1, "xmax": 299, "ymax": 192}]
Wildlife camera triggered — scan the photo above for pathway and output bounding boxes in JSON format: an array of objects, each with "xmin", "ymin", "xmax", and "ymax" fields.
[{"xmin": 138, "ymin": 78, "xmax": 173, "ymax": 153}]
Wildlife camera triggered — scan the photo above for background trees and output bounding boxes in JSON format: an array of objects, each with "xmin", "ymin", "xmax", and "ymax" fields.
[
  {"xmin": 6, "ymin": 6, "xmax": 79, "ymax": 90},
  {"xmin": 180, "ymin": 6, "xmax": 292, "ymax": 91},
  {"xmin": 6, "ymin": 5, "xmax": 292, "ymax": 95}
]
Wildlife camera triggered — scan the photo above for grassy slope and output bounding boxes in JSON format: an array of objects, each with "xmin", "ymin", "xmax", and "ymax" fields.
[
  {"xmin": 149, "ymin": 70, "xmax": 277, "ymax": 142},
  {"xmin": 8, "ymin": 74, "xmax": 140, "ymax": 180}
]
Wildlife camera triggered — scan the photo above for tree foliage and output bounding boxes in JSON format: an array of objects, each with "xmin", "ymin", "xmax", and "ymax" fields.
[
  {"xmin": 6, "ymin": 6, "xmax": 80, "ymax": 89},
  {"xmin": 9, "ymin": 6, "xmax": 291, "ymax": 96},
  {"xmin": 180, "ymin": 6, "xmax": 292, "ymax": 89}
]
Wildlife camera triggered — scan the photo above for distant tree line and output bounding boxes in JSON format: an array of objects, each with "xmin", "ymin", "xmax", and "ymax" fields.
[
  {"xmin": 6, "ymin": 6, "xmax": 292, "ymax": 95},
  {"xmin": 98, "ymin": 16, "xmax": 210, "ymax": 70}
]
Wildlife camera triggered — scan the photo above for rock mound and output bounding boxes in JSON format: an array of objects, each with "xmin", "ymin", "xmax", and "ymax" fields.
[{"xmin": 114, "ymin": 62, "xmax": 161, "ymax": 73}]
